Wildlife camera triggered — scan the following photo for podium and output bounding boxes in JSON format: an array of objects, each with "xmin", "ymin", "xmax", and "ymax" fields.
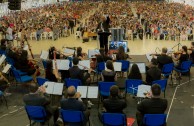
[
  {"xmin": 98, "ymin": 31, "xmax": 111, "ymax": 54},
  {"xmin": 109, "ymin": 28, "xmax": 124, "ymax": 41}
]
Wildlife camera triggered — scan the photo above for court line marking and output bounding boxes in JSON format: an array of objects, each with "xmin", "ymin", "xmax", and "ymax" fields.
[{"xmin": 166, "ymin": 78, "xmax": 194, "ymax": 121}]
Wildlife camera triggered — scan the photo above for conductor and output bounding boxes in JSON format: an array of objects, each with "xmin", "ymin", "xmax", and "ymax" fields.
[{"xmin": 97, "ymin": 16, "xmax": 111, "ymax": 54}]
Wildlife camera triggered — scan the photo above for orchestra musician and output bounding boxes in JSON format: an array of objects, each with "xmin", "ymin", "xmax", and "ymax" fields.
[
  {"xmin": 45, "ymin": 60, "xmax": 61, "ymax": 82},
  {"xmin": 116, "ymin": 46, "xmax": 130, "ymax": 60},
  {"xmin": 14, "ymin": 50, "xmax": 40, "ymax": 80},
  {"xmin": 188, "ymin": 42, "xmax": 194, "ymax": 64},
  {"xmin": 68, "ymin": 57, "xmax": 92, "ymax": 85},
  {"xmin": 101, "ymin": 60, "xmax": 117, "ymax": 82},
  {"xmin": 156, "ymin": 47, "xmax": 173, "ymax": 70},
  {"xmin": 74, "ymin": 47, "xmax": 87, "ymax": 60},
  {"xmin": 146, "ymin": 58, "xmax": 161, "ymax": 85},
  {"xmin": 96, "ymin": 48, "xmax": 112, "ymax": 63},
  {"xmin": 172, "ymin": 45, "xmax": 189, "ymax": 68},
  {"xmin": 172, "ymin": 45, "xmax": 189, "ymax": 78}
]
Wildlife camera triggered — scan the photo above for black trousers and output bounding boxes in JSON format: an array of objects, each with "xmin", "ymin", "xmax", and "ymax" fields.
[{"xmin": 99, "ymin": 35, "xmax": 108, "ymax": 54}]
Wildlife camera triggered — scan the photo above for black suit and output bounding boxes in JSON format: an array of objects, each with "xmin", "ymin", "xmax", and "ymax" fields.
[
  {"xmin": 60, "ymin": 98, "xmax": 89, "ymax": 125},
  {"xmin": 146, "ymin": 66, "xmax": 161, "ymax": 85},
  {"xmin": 61, "ymin": 98, "xmax": 86, "ymax": 111},
  {"xmin": 23, "ymin": 93, "xmax": 59, "ymax": 123},
  {"xmin": 97, "ymin": 17, "xmax": 111, "ymax": 54},
  {"xmin": 68, "ymin": 66, "xmax": 90, "ymax": 84},
  {"xmin": 157, "ymin": 54, "xmax": 173, "ymax": 70},
  {"xmin": 103, "ymin": 97, "xmax": 127, "ymax": 113},
  {"xmin": 136, "ymin": 98, "xmax": 168, "ymax": 126}
]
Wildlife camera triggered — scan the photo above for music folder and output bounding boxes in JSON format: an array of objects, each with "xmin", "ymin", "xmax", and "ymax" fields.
[
  {"xmin": 0, "ymin": 55, "xmax": 6, "ymax": 66},
  {"xmin": 2, "ymin": 64, "xmax": 11, "ymax": 73},
  {"xmin": 44, "ymin": 82, "xmax": 64, "ymax": 95},
  {"xmin": 137, "ymin": 85, "xmax": 151, "ymax": 98},
  {"xmin": 105, "ymin": 62, "xmax": 122, "ymax": 71},
  {"xmin": 64, "ymin": 48, "xmax": 75, "ymax": 56},
  {"xmin": 130, "ymin": 62, "xmax": 146, "ymax": 74},
  {"xmin": 40, "ymin": 50, "xmax": 49, "ymax": 60},
  {"xmin": 146, "ymin": 53, "xmax": 157, "ymax": 62},
  {"xmin": 88, "ymin": 49, "xmax": 100, "ymax": 58},
  {"xmin": 53, "ymin": 60, "xmax": 70, "ymax": 70},
  {"xmin": 77, "ymin": 60, "xmax": 90, "ymax": 70},
  {"xmin": 77, "ymin": 86, "xmax": 98, "ymax": 98}
]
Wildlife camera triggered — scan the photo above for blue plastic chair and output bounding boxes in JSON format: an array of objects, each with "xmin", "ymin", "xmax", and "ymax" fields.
[
  {"xmin": 60, "ymin": 109, "xmax": 89, "ymax": 126},
  {"xmin": 102, "ymin": 113, "xmax": 126, "ymax": 126},
  {"xmin": 98, "ymin": 81, "xmax": 116, "ymax": 107},
  {"xmin": 116, "ymin": 60, "xmax": 130, "ymax": 72},
  {"xmin": 64, "ymin": 78, "xmax": 82, "ymax": 89},
  {"xmin": 25, "ymin": 106, "xmax": 48, "ymax": 126},
  {"xmin": 174, "ymin": 60, "xmax": 192, "ymax": 85},
  {"xmin": 0, "ymin": 50, "xmax": 6, "ymax": 55},
  {"xmin": 95, "ymin": 62, "xmax": 105, "ymax": 81},
  {"xmin": 125, "ymin": 79, "xmax": 143, "ymax": 96},
  {"xmin": 12, "ymin": 69, "xmax": 33, "ymax": 84},
  {"xmin": 143, "ymin": 114, "xmax": 167, "ymax": 126},
  {"xmin": 162, "ymin": 63, "xmax": 174, "ymax": 85},
  {"xmin": 0, "ymin": 91, "xmax": 8, "ymax": 108},
  {"xmin": 152, "ymin": 79, "xmax": 168, "ymax": 98},
  {"xmin": 11, "ymin": 66, "xmax": 27, "ymax": 76},
  {"xmin": 6, "ymin": 57, "xmax": 15, "ymax": 66},
  {"xmin": 36, "ymin": 77, "xmax": 49, "ymax": 86}
]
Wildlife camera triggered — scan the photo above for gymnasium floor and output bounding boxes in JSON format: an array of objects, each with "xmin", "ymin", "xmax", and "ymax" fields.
[{"xmin": 0, "ymin": 34, "xmax": 194, "ymax": 126}]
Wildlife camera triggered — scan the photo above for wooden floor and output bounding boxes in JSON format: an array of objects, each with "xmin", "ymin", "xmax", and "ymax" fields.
[{"xmin": 16, "ymin": 34, "xmax": 192, "ymax": 57}]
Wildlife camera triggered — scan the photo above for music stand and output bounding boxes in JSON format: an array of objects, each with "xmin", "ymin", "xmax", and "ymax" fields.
[{"xmin": 172, "ymin": 38, "xmax": 182, "ymax": 51}]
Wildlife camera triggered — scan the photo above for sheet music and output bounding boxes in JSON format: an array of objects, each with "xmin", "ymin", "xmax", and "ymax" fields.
[
  {"xmin": 40, "ymin": 50, "xmax": 49, "ymax": 60},
  {"xmin": 64, "ymin": 48, "xmax": 75, "ymax": 55},
  {"xmin": 146, "ymin": 53, "xmax": 157, "ymax": 62},
  {"xmin": 58, "ymin": 60, "xmax": 70, "ymax": 70},
  {"xmin": 0, "ymin": 55, "xmax": 6, "ymax": 66},
  {"xmin": 113, "ymin": 62, "xmax": 122, "ymax": 71},
  {"xmin": 53, "ymin": 83, "xmax": 64, "ymax": 95},
  {"xmin": 88, "ymin": 49, "xmax": 100, "ymax": 58},
  {"xmin": 130, "ymin": 63, "xmax": 146, "ymax": 73},
  {"xmin": 137, "ymin": 85, "xmax": 151, "ymax": 98},
  {"xmin": 78, "ymin": 60, "xmax": 90, "ymax": 70},
  {"xmin": 77, "ymin": 86, "xmax": 88, "ymax": 98},
  {"xmin": 167, "ymin": 48, "xmax": 173, "ymax": 54},
  {"xmin": 87, "ymin": 86, "xmax": 98, "ymax": 98},
  {"xmin": 52, "ymin": 60, "xmax": 61, "ymax": 69},
  {"xmin": 2, "ymin": 64, "xmax": 11, "ymax": 73},
  {"xmin": 44, "ymin": 82, "xmax": 55, "ymax": 94},
  {"xmin": 23, "ymin": 45, "xmax": 29, "ymax": 50},
  {"xmin": 105, "ymin": 62, "xmax": 122, "ymax": 71}
]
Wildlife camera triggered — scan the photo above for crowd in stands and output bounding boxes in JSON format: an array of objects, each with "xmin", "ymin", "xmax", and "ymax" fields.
[
  {"xmin": 0, "ymin": 2, "xmax": 98, "ymax": 41},
  {"xmin": 134, "ymin": 1, "xmax": 194, "ymax": 40}
]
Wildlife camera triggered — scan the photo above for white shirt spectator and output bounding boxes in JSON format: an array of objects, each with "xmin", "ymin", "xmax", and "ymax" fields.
[{"xmin": 6, "ymin": 27, "xmax": 13, "ymax": 41}]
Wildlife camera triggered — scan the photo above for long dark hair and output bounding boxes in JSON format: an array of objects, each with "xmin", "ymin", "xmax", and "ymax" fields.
[
  {"xmin": 117, "ymin": 46, "xmax": 126, "ymax": 60},
  {"xmin": 106, "ymin": 60, "xmax": 114, "ymax": 71},
  {"xmin": 182, "ymin": 45, "xmax": 188, "ymax": 54},
  {"xmin": 128, "ymin": 64, "xmax": 142, "ymax": 80}
]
